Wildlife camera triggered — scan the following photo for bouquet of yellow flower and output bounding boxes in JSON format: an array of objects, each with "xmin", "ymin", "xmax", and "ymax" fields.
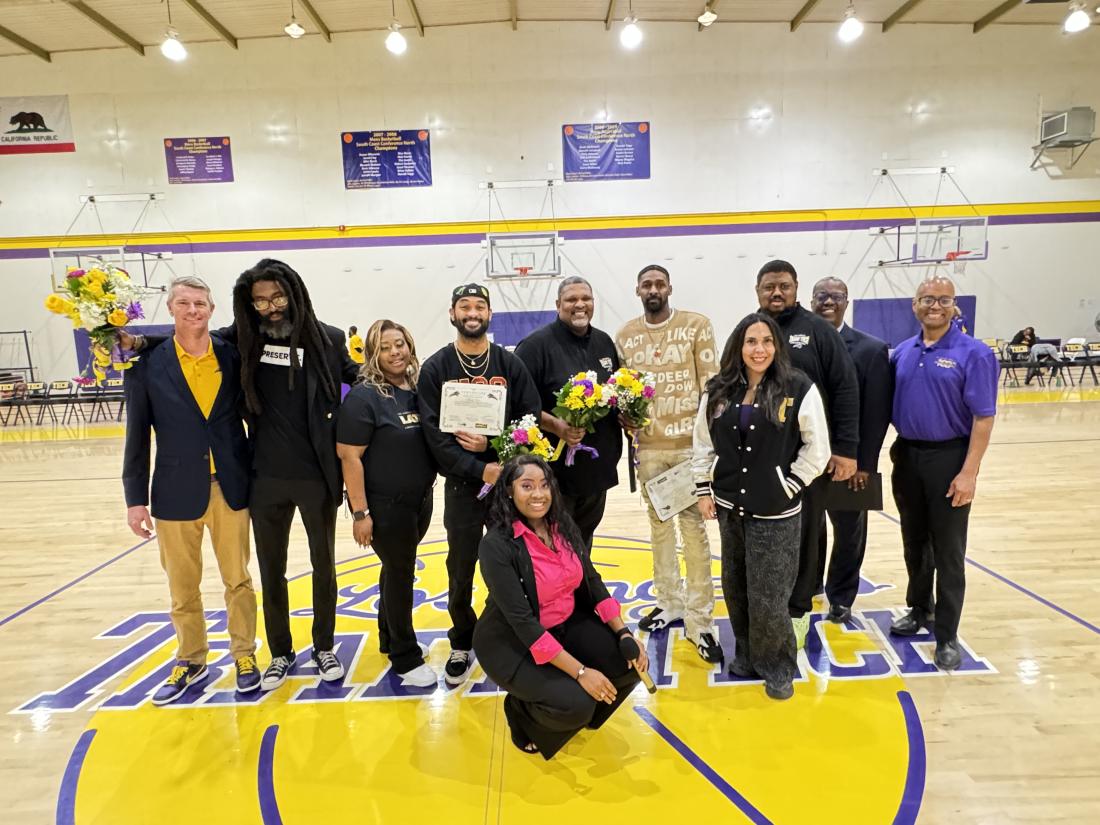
[
  {"xmin": 44, "ymin": 263, "xmax": 144, "ymax": 384},
  {"xmin": 477, "ymin": 415, "xmax": 554, "ymax": 499},
  {"xmin": 606, "ymin": 367, "xmax": 656, "ymax": 427},
  {"xmin": 550, "ymin": 370, "xmax": 614, "ymax": 466}
]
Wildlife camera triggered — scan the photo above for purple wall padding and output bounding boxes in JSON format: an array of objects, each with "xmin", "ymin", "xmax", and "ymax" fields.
[{"xmin": 853, "ymin": 296, "xmax": 977, "ymax": 348}]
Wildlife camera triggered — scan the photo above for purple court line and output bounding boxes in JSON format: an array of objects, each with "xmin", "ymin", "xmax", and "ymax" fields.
[
  {"xmin": 56, "ymin": 728, "xmax": 96, "ymax": 825},
  {"xmin": 0, "ymin": 537, "xmax": 155, "ymax": 629},
  {"xmin": 258, "ymin": 724, "xmax": 284, "ymax": 825},
  {"xmin": 875, "ymin": 512, "xmax": 1100, "ymax": 636},
  {"xmin": 633, "ymin": 706, "xmax": 772, "ymax": 824},
  {"xmin": 894, "ymin": 691, "xmax": 926, "ymax": 825}
]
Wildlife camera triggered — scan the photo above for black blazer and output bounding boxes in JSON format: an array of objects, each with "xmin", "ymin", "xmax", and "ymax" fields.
[
  {"xmin": 840, "ymin": 324, "xmax": 893, "ymax": 473},
  {"xmin": 472, "ymin": 524, "xmax": 614, "ymax": 683},
  {"xmin": 122, "ymin": 336, "xmax": 251, "ymax": 520},
  {"xmin": 146, "ymin": 321, "xmax": 360, "ymax": 502}
]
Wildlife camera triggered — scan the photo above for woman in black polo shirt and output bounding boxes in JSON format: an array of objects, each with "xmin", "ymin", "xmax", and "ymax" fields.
[
  {"xmin": 337, "ymin": 319, "xmax": 438, "ymax": 687},
  {"xmin": 691, "ymin": 313, "xmax": 830, "ymax": 700}
]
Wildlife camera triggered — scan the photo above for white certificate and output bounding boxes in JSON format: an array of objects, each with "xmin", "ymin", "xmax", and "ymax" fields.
[
  {"xmin": 644, "ymin": 459, "xmax": 699, "ymax": 522},
  {"xmin": 439, "ymin": 382, "xmax": 507, "ymax": 436}
]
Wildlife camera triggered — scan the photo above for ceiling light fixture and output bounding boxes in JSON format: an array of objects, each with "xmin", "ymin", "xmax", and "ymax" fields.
[
  {"xmin": 620, "ymin": 1, "xmax": 643, "ymax": 48},
  {"xmin": 159, "ymin": 0, "xmax": 187, "ymax": 61},
  {"xmin": 837, "ymin": 3, "xmax": 865, "ymax": 43},
  {"xmin": 385, "ymin": 0, "xmax": 407, "ymax": 54},
  {"xmin": 1063, "ymin": 1, "xmax": 1091, "ymax": 33},
  {"xmin": 285, "ymin": 0, "xmax": 305, "ymax": 38},
  {"xmin": 697, "ymin": 5, "xmax": 718, "ymax": 27}
]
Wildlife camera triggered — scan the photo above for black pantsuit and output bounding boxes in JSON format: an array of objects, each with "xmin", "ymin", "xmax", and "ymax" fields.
[
  {"xmin": 372, "ymin": 489, "xmax": 433, "ymax": 674},
  {"xmin": 442, "ymin": 477, "xmax": 489, "ymax": 651},
  {"xmin": 890, "ymin": 438, "xmax": 971, "ymax": 643},
  {"xmin": 491, "ymin": 610, "xmax": 639, "ymax": 760},
  {"xmin": 820, "ymin": 509, "xmax": 868, "ymax": 609},
  {"xmin": 251, "ymin": 475, "xmax": 338, "ymax": 659},
  {"xmin": 560, "ymin": 490, "xmax": 608, "ymax": 553}
]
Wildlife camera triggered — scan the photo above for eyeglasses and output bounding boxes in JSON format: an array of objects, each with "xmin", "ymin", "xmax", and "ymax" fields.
[
  {"xmin": 813, "ymin": 291, "xmax": 847, "ymax": 304},
  {"xmin": 916, "ymin": 296, "xmax": 956, "ymax": 309},
  {"xmin": 252, "ymin": 295, "xmax": 289, "ymax": 311}
]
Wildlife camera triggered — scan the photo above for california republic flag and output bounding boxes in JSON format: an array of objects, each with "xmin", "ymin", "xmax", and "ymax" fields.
[{"xmin": 0, "ymin": 95, "xmax": 76, "ymax": 154}]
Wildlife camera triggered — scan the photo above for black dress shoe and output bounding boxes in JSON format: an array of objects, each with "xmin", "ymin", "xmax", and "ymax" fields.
[
  {"xmin": 889, "ymin": 607, "xmax": 929, "ymax": 636},
  {"xmin": 827, "ymin": 604, "xmax": 852, "ymax": 623},
  {"xmin": 934, "ymin": 640, "xmax": 961, "ymax": 671},
  {"xmin": 727, "ymin": 658, "xmax": 758, "ymax": 679}
]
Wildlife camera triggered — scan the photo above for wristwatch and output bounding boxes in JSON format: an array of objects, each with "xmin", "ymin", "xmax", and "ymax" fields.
[
  {"xmin": 575, "ymin": 666, "xmax": 586, "ymax": 680},
  {"xmin": 352, "ymin": 509, "xmax": 370, "ymax": 521}
]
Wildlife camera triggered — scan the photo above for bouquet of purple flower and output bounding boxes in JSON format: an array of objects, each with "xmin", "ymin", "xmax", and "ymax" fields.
[{"xmin": 476, "ymin": 415, "xmax": 554, "ymax": 499}]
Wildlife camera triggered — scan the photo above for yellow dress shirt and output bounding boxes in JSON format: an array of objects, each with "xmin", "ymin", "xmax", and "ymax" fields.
[{"xmin": 174, "ymin": 337, "xmax": 222, "ymax": 473}]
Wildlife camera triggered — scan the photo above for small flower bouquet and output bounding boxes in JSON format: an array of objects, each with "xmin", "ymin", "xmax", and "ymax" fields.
[
  {"xmin": 44, "ymin": 263, "xmax": 144, "ymax": 384},
  {"xmin": 550, "ymin": 370, "xmax": 614, "ymax": 466},
  {"xmin": 606, "ymin": 367, "xmax": 656, "ymax": 427},
  {"xmin": 477, "ymin": 415, "xmax": 554, "ymax": 499}
]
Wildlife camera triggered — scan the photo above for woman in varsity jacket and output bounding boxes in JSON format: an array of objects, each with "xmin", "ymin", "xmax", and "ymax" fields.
[{"xmin": 692, "ymin": 312, "xmax": 830, "ymax": 700}]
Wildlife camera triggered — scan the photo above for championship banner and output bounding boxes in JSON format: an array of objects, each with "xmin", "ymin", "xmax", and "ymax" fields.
[
  {"xmin": 562, "ymin": 121, "xmax": 650, "ymax": 182},
  {"xmin": 164, "ymin": 136, "xmax": 234, "ymax": 184},
  {"xmin": 341, "ymin": 129, "xmax": 432, "ymax": 190},
  {"xmin": 0, "ymin": 95, "xmax": 76, "ymax": 155}
]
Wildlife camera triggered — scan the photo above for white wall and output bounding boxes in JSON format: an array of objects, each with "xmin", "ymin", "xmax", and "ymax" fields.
[{"xmin": 1, "ymin": 22, "xmax": 1099, "ymax": 379}]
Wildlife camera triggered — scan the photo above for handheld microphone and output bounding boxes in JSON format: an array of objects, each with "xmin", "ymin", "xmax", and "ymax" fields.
[{"xmin": 618, "ymin": 634, "xmax": 657, "ymax": 694}]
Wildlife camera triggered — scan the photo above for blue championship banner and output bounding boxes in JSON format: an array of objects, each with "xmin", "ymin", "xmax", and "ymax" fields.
[
  {"xmin": 341, "ymin": 129, "xmax": 432, "ymax": 190},
  {"xmin": 562, "ymin": 121, "xmax": 650, "ymax": 182}
]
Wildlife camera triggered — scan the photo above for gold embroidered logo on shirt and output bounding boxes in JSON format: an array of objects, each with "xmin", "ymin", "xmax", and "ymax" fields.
[{"xmin": 778, "ymin": 397, "xmax": 794, "ymax": 423}]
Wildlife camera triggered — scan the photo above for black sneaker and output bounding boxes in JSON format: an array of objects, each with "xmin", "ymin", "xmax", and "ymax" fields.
[
  {"xmin": 827, "ymin": 604, "xmax": 852, "ymax": 624},
  {"xmin": 934, "ymin": 640, "xmax": 962, "ymax": 671},
  {"xmin": 765, "ymin": 680, "xmax": 794, "ymax": 701},
  {"xmin": 890, "ymin": 607, "xmax": 930, "ymax": 636},
  {"xmin": 693, "ymin": 632, "xmax": 724, "ymax": 664},
  {"xmin": 444, "ymin": 649, "xmax": 472, "ymax": 686},
  {"xmin": 727, "ymin": 658, "xmax": 758, "ymax": 679},
  {"xmin": 638, "ymin": 606, "xmax": 683, "ymax": 633},
  {"xmin": 261, "ymin": 656, "xmax": 293, "ymax": 691},
  {"xmin": 313, "ymin": 649, "xmax": 345, "ymax": 682}
]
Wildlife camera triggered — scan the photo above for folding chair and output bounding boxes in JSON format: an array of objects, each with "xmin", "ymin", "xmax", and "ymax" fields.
[
  {"xmin": 1081, "ymin": 343, "xmax": 1100, "ymax": 386},
  {"xmin": 38, "ymin": 381, "xmax": 74, "ymax": 425},
  {"xmin": 0, "ymin": 381, "xmax": 28, "ymax": 426},
  {"xmin": 92, "ymin": 378, "xmax": 126, "ymax": 422}
]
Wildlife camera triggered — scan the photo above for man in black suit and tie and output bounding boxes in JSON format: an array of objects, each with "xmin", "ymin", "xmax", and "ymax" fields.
[
  {"xmin": 123, "ymin": 276, "xmax": 259, "ymax": 705},
  {"xmin": 811, "ymin": 277, "xmax": 893, "ymax": 622}
]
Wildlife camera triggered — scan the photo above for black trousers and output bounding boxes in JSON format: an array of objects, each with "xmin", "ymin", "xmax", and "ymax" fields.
[
  {"xmin": 372, "ymin": 488, "xmax": 433, "ymax": 674},
  {"xmin": 442, "ymin": 476, "xmax": 490, "ymax": 651},
  {"xmin": 560, "ymin": 489, "xmax": 608, "ymax": 553},
  {"xmin": 820, "ymin": 509, "xmax": 868, "ymax": 609},
  {"xmin": 718, "ymin": 508, "xmax": 800, "ymax": 688},
  {"xmin": 890, "ymin": 438, "xmax": 971, "ymax": 643},
  {"xmin": 789, "ymin": 475, "xmax": 828, "ymax": 617},
  {"xmin": 493, "ymin": 610, "xmax": 640, "ymax": 760},
  {"xmin": 250, "ymin": 475, "xmax": 338, "ymax": 660}
]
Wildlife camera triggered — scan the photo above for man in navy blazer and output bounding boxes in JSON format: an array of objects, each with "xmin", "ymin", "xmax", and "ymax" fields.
[
  {"xmin": 811, "ymin": 277, "xmax": 894, "ymax": 622},
  {"xmin": 123, "ymin": 276, "xmax": 259, "ymax": 705}
]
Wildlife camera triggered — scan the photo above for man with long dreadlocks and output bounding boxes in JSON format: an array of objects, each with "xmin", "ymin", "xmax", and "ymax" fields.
[{"xmin": 128, "ymin": 258, "xmax": 360, "ymax": 690}]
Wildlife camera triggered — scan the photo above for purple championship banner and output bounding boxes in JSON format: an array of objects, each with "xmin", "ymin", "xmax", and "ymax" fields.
[
  {"xmin": 341, "ymin": 129, "xmax": 432, "ymax": 190},
  {"xmin": 164, "ymin": 136, "xmax": 234, "ymax": 184},
  {"xmin": 562, "ymin": 121, "xmax": 650, "ymax": 182}
]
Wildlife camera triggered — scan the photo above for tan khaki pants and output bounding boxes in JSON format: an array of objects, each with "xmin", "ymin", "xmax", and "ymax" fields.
[
  {"xmin": 155, "ymin": 481, "xmax": 257, "ymax": 663},
  {"xmin": 637, "ymin": 446, "xmax": 715, "ymax": 640}
]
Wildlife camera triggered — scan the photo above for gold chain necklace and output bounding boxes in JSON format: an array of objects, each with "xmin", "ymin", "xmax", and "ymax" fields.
[
  {"xmin": 643, "ymin": 312, "xmax": 673, "ymax": 359},
  {"xmin": 453, "ymin": 342, "xmax": 490, "ymax": 379}
]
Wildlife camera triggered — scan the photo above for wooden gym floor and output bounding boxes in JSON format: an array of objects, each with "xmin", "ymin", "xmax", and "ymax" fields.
[{"xmin": 0, "ymin": 389, "xmax": 1098, "ymax": 824}]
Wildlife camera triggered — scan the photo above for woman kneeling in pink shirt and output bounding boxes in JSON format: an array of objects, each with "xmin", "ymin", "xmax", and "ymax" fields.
[{"xmin": 473, "ymin": 455, "xmax": 648, "ymax": 759}]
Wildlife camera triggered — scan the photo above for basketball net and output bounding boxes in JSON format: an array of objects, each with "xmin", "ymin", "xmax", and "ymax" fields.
[
  {"xmin": 514, "ymin": 266, "xmax": 531, "ymax": 277},
  {"xmin": 946, "ymin": 250, "xmax": 970, "ymax": 276}
]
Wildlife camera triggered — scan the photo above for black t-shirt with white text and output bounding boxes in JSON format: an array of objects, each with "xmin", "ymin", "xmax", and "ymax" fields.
[
  {"xmin": 253, "ymin": 337, "xmax": 324, "ymax": 481},
  {"xmin": 337, "ymin": 383, "xmax": 436, "ymax": 498}
]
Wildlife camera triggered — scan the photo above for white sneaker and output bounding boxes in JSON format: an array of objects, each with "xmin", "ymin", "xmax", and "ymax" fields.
[
  {"xmin": 638, "ymin": 606, "xmax": 684, "ymax": 633},
  {"xmin": 399, "ymin": 663, "xmax": 439, "ymax": 688},
  {"xmin": 261, "ymin": 655, "xmax": 293, "ymax": 691},
  {"xmin": 444, "ymin": 649, "xmax": 472, "ymax": 686}
]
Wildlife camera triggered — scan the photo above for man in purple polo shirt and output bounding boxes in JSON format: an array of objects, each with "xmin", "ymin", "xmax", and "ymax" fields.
[{"xmin": 888, "ymin": 276, "xmax": 998, "ymax": 670}]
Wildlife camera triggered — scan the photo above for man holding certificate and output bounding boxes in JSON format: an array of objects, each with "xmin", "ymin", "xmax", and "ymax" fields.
[
  {"xmin": 417, "ymin": 283, "xmax": 542, "ymax": 686},
  {"xmin": 615, "ymin": 265, "xmax": 723, "ymax": 665}
]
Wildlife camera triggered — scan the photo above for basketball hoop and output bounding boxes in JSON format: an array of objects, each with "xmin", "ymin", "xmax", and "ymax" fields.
[
  {"xmin": 514, "ymin": 266, "xmax": 531, "ymax": 277},
  {"xmin": 946, "ymin": 250, "xmax": 970, "ymax": 276}
]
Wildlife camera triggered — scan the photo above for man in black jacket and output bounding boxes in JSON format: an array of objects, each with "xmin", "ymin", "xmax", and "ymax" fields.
[
  {"xmin": 128, "ymin": 259, "xmax": 360, "ymax": 691},
  {"xmin": 756, "ymin": 260, "xmax": 859, "ymax": 646},
  {"xmin": 514, "ymin": 276, "xmax": 622, "ymax": 551},
  {"xmin": 417, "ymin": 283, "xmax": 542, "ymax": 686},
  {"xmin": 811, "ymin": 277, "xmax": 893, "ymax": 622}
]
